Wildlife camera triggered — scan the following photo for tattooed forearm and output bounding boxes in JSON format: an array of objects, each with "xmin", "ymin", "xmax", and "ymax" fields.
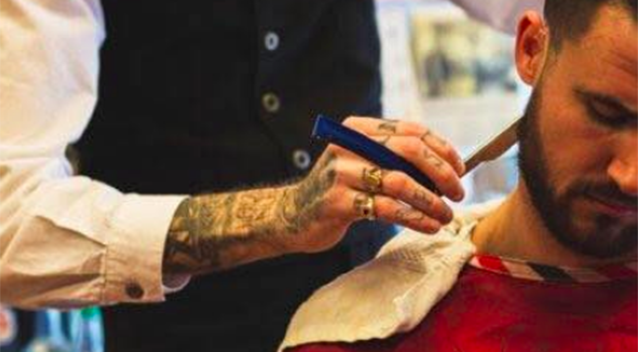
[
  {"xmin": 163, "ymin": 192, "xmax": 282, "ymax": 275},
  {"xmin": 163, "ymin": 153, "xmax": 338, "ymax": 275}
]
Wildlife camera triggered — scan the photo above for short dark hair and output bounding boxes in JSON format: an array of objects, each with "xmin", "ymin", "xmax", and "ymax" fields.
[{"xmin": 544, "ymin": 0, "xmax": 637, "ymax": 49}]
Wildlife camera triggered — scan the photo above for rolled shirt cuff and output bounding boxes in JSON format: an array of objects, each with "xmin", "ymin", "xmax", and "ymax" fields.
[{"xmin": 104, "ymin": 194, "xmax": 189, "ymax": 303}]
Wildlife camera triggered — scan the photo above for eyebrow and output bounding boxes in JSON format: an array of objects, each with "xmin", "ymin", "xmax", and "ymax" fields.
[{"xmin": 574, "ymin": 87, "xmax": 638, "ymax": 117}]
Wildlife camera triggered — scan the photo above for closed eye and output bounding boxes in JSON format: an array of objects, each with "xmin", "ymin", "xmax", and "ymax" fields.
[{"xmin": 575, "ymin": 88, "xmax": 637, "ymax": 129}]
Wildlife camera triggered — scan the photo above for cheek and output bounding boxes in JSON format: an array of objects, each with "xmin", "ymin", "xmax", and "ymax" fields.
[{"xmin": 536, "ymin": 105, "xmax": 608, "ymax": 194}]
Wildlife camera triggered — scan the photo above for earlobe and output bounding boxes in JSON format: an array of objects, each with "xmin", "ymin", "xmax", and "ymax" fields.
[{"xmin": 515, "ymin": 11, "xmax": 549, "ymax": 86}]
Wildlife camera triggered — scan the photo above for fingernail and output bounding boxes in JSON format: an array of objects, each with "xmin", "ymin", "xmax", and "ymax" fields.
[
  {"xmin": 443, "ymin": 208, "xmax": 454, "ymax": 223},
  {"xmin": 426, "ymin": 221, "xmax": 442, "ymax": 234}
]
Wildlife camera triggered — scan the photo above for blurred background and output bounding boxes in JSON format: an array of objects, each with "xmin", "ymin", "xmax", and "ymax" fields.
[
  {"xmin": 1, "ymin": 1, "xmax": 527, "ymax": 351},
  {"xmin": 377, "ymin": 0, "xmax": 527, "ymax": 206}
]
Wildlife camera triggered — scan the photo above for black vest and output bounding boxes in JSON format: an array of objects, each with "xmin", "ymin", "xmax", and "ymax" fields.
[{"xmin": 77, "ymin": 1, "xmax": 394, "ymax": 351}]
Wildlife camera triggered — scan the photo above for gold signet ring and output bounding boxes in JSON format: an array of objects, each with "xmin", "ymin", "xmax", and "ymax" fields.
[{"xmin": 362, "ymin": 167, "xmax": 384, "ymax": 193}]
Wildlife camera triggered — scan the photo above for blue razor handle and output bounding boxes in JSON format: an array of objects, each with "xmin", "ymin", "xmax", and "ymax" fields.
[{"xmin": 312, "ymin": 115, "xmax": 439, "ymax": 194}]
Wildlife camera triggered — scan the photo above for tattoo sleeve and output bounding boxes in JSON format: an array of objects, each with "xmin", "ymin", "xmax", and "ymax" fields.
[
  {"xmin": 163, "ymin": 154, "xmax": 337, "ymax": 275},
  {"xmin": 163, "ymin": 190, "xmax": 282, "ymax": 275}
]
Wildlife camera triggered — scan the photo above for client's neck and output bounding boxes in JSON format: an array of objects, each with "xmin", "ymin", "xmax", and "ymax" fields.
[{"xmin": 471, "ymin": 183, "xmax": 634, "ymax": 267}]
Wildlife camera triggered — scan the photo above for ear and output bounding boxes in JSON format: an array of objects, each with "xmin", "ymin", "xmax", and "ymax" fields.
[{"xmin": 515, "ymin": 11, "xmax": 550, "ymax": 86}]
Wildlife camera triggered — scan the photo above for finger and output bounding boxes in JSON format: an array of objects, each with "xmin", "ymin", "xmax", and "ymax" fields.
[
  {"xmin": 373, "ymin": 136, "xmax": 465, "ymax": 201},
  {"xmin": 331, "ymin": 138, "xmax": 464, "ymax": 202},
  {"xmin": 380, "ymin": 170, "xmax": 454, "ymax": 224},
  {"xmin": 348, "ymin": 191, "xmax": 443, "ymax": 234},
  {"xmin": 332, "ymin": 159, "xmax": 454, "ymax": 224},
  {"xmin": 342, "ymin": 116, "xmax": 432, "ymax": 138},
  {"xmin": 370, "ymin": 134, "xmax": 464, "ymax": 177},
  {"xmin": 340, "ymin": 117, "xmax": 464, "ymax": 175},
  {"xmin": 419, "ymin": 130, "xmax": 465, "ymax": 175}
]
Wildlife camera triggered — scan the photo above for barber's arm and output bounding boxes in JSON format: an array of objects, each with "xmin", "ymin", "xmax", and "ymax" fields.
[
  {"xmin": 0, "ymin": 0, "xmax": 185, "ymax": 309},
  {"xmin": 163, "ymin": 117, "xmax": 466, "ymax": 275},
  {"xmin": 0, "ymin": 0, "xmax": 465, "ymax": 309}
]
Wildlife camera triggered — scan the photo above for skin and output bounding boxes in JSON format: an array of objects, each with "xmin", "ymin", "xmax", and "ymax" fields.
[
  {"xmin": 473, "ymin": 7, "xmax": 638, "ymax": 267},
  {"xmin": 164, "ymin": 117, "xmax": 466, "ymax": 275}
]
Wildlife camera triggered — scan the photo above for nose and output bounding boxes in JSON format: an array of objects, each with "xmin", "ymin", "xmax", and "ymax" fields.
[{"xmin": 607, "ymin": 135, "xmax": 638, "ymax": 196}]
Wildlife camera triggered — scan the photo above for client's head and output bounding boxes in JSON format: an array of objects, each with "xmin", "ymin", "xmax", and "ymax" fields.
[{"xmin": 515, "ymin": 0, "xmax": 637, "ymax": 259}]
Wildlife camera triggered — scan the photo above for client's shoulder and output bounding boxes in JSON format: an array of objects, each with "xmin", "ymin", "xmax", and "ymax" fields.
[{"xmin": 279, "ymin": 200, "xmax": 501, "ymax": 352}]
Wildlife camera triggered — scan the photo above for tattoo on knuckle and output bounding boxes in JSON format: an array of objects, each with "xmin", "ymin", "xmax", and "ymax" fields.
[
  {"xmin": 436, "ymin": 135, "xmax": 448, "ymax": 147},
  {"xmin": 423, "ymin": 148, "xmax": 443, "ymax": 168},
  {"xmin": 421, "ymin": 129, "xmax": 448, "ymax": 148},
  {"xmin": 419, "ymin": 130, "xmax": 431, "ymax": 142},
  {"xmin": 413, "ymin": 189, "xmax": 433, "ymax": 208},
  {"xmin": 395, "ymin": 207, "xmax": 426, "ymax": 222},
  {"xmin": 431, "ymin": 157, "xmax": 444, "ymax": 169},
  {"xmin": 378, "ymin": 121, "xmax": 398, "ymax": 134}
]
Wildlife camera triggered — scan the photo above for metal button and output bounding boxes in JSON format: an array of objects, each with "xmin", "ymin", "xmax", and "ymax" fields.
[
  {"xmin": 264, "ymin": 31, "xmax": 279, "ymax": 51},
  {"xmin": 262, "ymin": 93, "xmax": 280, "ymax": 113},
  {"xmin": 292, "ymin": 149, "xmax": 312, "ymax": 170},
  {"xmin": 125, "ymin": 282, "xmax": 144, "ymax": 299}
]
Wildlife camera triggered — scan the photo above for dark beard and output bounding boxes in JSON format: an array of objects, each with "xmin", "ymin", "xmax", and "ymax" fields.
[{"xmin": 517, "ymin": 90, "xmax": 637, "ymax": 259}]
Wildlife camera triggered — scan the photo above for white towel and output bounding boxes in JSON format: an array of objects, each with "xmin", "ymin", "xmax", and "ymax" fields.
[{"xmin": 278, "ymin": 200, "xmax": 501, "ymax": 352}]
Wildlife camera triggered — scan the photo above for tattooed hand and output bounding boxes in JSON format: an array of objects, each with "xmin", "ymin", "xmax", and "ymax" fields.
[{"xmin": 163, "ymin": 116, "xmax": 466, "ymax": 275}]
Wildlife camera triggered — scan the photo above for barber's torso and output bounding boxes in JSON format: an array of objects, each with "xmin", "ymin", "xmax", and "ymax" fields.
[{"xmin": 77, "ymin": 1, "xmax": 392, "ymax": 351}]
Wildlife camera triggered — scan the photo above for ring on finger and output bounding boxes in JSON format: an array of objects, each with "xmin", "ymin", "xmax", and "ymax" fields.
[
  {"xmin": 362, "ymin": 167, "xmax": 384, "ymax": 193},
  {"xmin": 354, "ymin": 193, "xmax": 376, "ymax": 221}
]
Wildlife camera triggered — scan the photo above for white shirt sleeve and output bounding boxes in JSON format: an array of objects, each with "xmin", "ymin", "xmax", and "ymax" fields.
[
  {"xmin": 0, "ymin": 0, "xmax": 187, "ymax": 309},
  {"xmin": 450, "ymin": 0, "xmax": 545, "ymax": 34}
]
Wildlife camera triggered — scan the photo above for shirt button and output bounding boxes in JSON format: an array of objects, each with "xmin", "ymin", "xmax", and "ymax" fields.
[
  {"xmin": 264, "ymin": 31, "xmax": 279, "ymax": 51},
  {"xmin": 125, "ymin": 282, "xmax": 144, "ymax": 299},
  {"xmin": 262, "ymin": 93, "xmax": 281, "ymax": 113},
  {"xmin": 292, "ymin": 149, "xmax": 312, "ymax": 170}
]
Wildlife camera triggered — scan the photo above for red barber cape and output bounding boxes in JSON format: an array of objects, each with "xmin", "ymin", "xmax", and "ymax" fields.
[{"xmin": 291, "ymin": 256, "xmax": 637, "ymax": 352}]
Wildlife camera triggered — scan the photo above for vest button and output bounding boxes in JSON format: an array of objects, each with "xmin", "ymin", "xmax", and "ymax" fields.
[
  {"xmin": 264, "ymin": 31, "xmax": 280, "ymax": 51},
  {"xmin": 262, "ymin": 93, "xmax": 281, "ymax": 113},
  {"xmin": 292, "ymin": 149, "xmax": 312, "ymax": 170}
]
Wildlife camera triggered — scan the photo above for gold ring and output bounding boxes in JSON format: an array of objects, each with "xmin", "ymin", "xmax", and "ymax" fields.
[
  {"xmin": 362, "ymin": 167, "xmax": 384, "ymax": 193},
  {"xmin": 355, "ymin": 193, "xmax": 376, "ymax": 221}
]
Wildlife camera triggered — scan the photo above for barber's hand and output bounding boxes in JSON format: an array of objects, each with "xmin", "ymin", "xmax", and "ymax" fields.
[
  {"xmin": 163, "ymin": 116, "xmax": 466, "ymax": 274},
  {"xmin": 279, "ymin": 116, "xmax": 466, "ymax": 253}
]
